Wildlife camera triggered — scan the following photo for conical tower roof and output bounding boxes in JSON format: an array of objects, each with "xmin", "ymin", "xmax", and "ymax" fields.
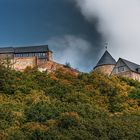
[{"xmin": 94, "ymin": 50, "xmax": 116, "ymax": 69}]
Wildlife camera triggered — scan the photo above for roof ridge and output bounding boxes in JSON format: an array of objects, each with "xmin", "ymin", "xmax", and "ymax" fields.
[
  {"xmin": 94, "ymin": 50, "xmax": 116, "ymax": 68},
  {"xmin": 119, "ymin": 58, "xmax": 140, "ymax": 73},
  {"xmin": 120, "ymin": 58, "xmax": 140, "ymax": 67},
  {"xmin": 0, "ymin": 45, "xmax": 50, "ymax": 54},
  {"xmin": 15, "ymin": 44, "xmax": 48, "ymax": 49}
]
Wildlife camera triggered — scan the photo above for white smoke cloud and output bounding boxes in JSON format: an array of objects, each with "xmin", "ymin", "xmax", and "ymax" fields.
[
  {"xmin": 47, "ymin": 35, "xmax": 94, "ymax": 72},
  {"xmin": 74, "ymin": 0, "xmax": 140, "ymax": 64}
]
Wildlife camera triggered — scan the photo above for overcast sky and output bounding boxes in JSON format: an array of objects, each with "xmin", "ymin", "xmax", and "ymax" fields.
[
  {"xmin": 75, "ymin": 0, "xmax": 140, "ymax": 68},
  {"xmin": 0, "ymin": 0, "xmax": 139, "ymax": 72}
]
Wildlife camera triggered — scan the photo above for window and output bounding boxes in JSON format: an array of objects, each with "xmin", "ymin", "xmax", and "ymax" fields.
[
  {"xmin": 42, "ymin": 53, "xmax": 46, "ymax": 57},
  {"xmin": 15, "ymin": 52, "xmax": 47, "ymax": 58},
  {"xmin": 118, "ymin": 66, "xmax": 125, "ymax": 72}
]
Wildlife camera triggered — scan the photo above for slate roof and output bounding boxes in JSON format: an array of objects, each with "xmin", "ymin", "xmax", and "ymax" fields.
[
  {"xmin": 94, "ymin": 51, "xmax": 116, "ymax": 68},
  {"xmin": 120, "ymin": 58, "xmax": 140, "ymax": 73},
  {"xmin": 0, "ymin": 45, "xmax": 50, "ymax": 54},
  {"xmin": 0, "ymin": 47, "xmax": 14, "ymax": 54}
]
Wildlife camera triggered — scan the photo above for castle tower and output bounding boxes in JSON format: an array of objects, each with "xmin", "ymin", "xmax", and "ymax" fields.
[
  {"xmin": 94, "ymin": 50, "xmax": 116, "ymax": 75},
  {"xmin": 46, "ymin": 50, "xmax": 53, "ymax": 61}
]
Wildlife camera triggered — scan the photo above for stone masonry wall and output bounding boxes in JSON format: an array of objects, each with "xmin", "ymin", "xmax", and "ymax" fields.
[
  {"xmin": 94, "ymin": 65, "xmax": 115, "ymax": 75},
  {"xmin": 13, "ymin": 57, "xmax": 37, "ymax": 71},
  {"xmin": 112, "ymin": 71, "xmax": 140, "ymax": 82},
  {"xmin": 131, "ymin": 72, "xmax": 140, "ymax": 82}
]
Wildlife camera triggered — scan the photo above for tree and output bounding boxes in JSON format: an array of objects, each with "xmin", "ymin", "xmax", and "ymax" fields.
[{"xmin": 64, "ymin": 62, "xmax": 71, "ymax": 68}]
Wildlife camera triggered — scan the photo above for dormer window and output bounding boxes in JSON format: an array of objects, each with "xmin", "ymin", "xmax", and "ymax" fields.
[{"xmin": 118, "ymin": 66, "xmax": 125, "ymax": 72}]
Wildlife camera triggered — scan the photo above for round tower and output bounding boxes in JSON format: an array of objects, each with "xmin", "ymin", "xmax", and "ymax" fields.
[{"xmin": 94, "ymin": 51, "xmax": 116, "ymax": 75}]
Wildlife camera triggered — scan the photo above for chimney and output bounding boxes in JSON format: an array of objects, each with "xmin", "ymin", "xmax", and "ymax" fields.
[{"xmin": 47, "ymin": 51, "xmax": 53, "ymax": 61}]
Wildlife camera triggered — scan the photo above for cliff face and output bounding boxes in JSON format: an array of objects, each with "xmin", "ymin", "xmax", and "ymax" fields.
[{"xmin": 38, "ymin": 60, "xmax": 79, "ymax": 75}]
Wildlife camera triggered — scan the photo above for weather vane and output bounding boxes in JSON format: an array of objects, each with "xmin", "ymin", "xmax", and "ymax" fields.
[{"xmin": 105, "ymin": 42, "xmax": 108, "ymax": 50}]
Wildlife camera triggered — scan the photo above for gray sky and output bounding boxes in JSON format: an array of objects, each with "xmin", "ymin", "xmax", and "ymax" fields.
[{"xmin": 75, "ymin": 0, "xmax": 140, "ymax": 66}]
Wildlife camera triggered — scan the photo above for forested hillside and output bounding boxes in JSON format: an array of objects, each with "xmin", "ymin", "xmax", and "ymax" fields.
[{"xmin": 0, "ymin": 65, "xmax": 140, "ymax": 140}]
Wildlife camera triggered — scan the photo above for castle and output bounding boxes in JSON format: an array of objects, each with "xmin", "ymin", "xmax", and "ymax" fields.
[
  {"xmin": 0, "ymin": 45, "xmax": 78, "ymax": 74},
  {"xmin": 94, "ymin": 50, "xmax": 140, "ymax": 82},
  {"xmin": 0, "ymin": 45, "xmax": 140, "ymax": 81}
]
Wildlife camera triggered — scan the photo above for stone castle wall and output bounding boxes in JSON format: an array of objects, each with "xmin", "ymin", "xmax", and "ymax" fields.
[
  {"xmin": 0, "ymin": 53, "xmax": 14, "ymax": 59},
  {"xmin": 94, "ymin": 65, "xmax": 115, "ymax": 75},
  {"xmin": 112, "ymin": 71, "xmax": 140, "ymax": 82},
  {"xmin": 13, "ymin": 57, "xmax": 56, "ymax": 72},
  {"xmin": 131, "ymin": 72, "xmax": 140, "ymax": 82},
  {"xmin": 13, "ymin": 57, "xmax": 37, "ymax": 71},
  {"xmin": 10, "ymin": 56, "xmax": 78, "ymax": 75}
]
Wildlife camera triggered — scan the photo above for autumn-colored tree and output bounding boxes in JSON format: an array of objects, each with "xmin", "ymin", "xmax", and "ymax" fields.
[{"xmin": 0, "ymin": 67, "xmax": 140, "ymax": 139}]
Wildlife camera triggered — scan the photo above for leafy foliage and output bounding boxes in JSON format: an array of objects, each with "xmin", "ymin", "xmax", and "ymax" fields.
[{"xmin": 0, "ymin": 66, "xmax": 140, "ymax": 139}]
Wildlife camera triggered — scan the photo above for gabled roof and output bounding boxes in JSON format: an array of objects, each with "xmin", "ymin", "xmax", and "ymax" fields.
[
  {"xmin": 120, "ymin": 58, "xmax": 140, "ymax": 73},
  {"xmin": 14, "ymin": 45, "xmax": 50, "ymax": 53},
  {"xmin": 0, "ymin": 47, "xmax": 14, "ymax": 54},
  {"xmin": 94, "ymin": 50, "xmax": 116, "ymax": 68},
  {"xmin": 0, "ymin": 45, "xmax": 51, "ymax": 54}
]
